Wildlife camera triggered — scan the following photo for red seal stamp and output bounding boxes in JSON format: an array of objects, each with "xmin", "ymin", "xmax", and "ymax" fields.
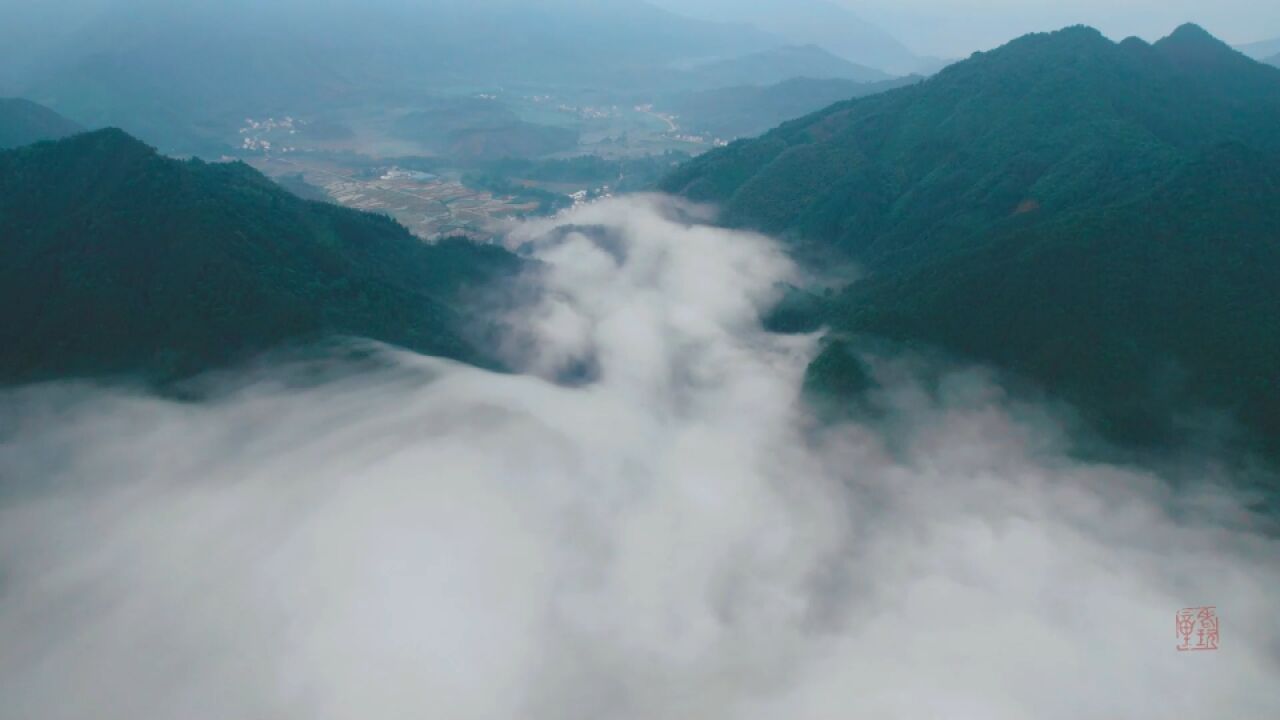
[{"xmin": 1176, "ymin": 607, "xmax": 1219, "ymax": 652}]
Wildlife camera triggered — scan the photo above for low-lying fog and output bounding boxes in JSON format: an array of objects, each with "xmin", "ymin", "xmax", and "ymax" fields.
[{"xmin": 1, "ymin": 197, "xmax": 1277, "ymax": 719}]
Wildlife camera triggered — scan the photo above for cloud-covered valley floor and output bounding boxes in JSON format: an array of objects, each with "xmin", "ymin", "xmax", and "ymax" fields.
[{"xmin": 1, "ymin": 197, "xmax": 1277, "ymax": 719}]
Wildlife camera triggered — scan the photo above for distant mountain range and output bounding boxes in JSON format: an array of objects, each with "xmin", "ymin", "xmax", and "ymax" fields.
[
  {"xmin": 0, "ymin": 98, "xmax": 83, "ymax": 149},
  {"xmin": 679, "ymin": 45, "xmax": 893, "ymax": 88},
  {"xmin": 662, "ymin": 76, "xmax": 920, "ymax": 140},
  {"xmin": 664, "ymin": 24, "xmax": 1280, "ymax": 458},
  {"xmin": 0, "ymin": 128, "xmax": 521, "ymax": 385},
  {"xmin": 649, "ymin": 0, "xmax": 927, "ymax": 74},
  {"xmin": 9, "ymin": 0, "xmax": 783, "ymax": 154},
  {"xmin": 1236, "ymin": 36, "xmax": 1280, "ymax": 60}
]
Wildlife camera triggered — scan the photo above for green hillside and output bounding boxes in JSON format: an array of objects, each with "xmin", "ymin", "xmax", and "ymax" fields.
[
  {"xmin": 664, "ymin": 24, "xmax": 1280, "ymax": 457},
  {"xmin": 0, "ymin": 98, "xmax": 83, "ymax": 150},
  {"xmin": 823, "ymin": 142, "xmax": 1280, "ymax": 452},
  {"xmin": 0, "ymin": 129, "xmax": 522, "ymax": 385}
]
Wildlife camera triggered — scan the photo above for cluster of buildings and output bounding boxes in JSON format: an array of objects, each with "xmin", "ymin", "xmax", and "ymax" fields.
[{"xmin": 238, "ymin": 116, "xmax": 300, "ymax": 155}]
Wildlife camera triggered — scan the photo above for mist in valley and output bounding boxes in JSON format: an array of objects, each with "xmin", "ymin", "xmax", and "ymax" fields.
[
  {"xmin": 3, "ymin": 0, "xmax": 1280, "ymax": 717},
  {"xmin": 2, "ymin": 198, "xmax": 1277, "ymax": 719}
]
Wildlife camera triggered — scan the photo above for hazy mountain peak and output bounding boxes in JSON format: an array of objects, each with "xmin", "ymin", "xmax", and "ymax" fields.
[
  {"xmin": 1156, "ymin": 22, "xmax": 1238, "ymax": 54},
  {"xmin": 0, "ymin": 97, "xmax": 83, "ymax": 149},
  {"xmin": 661, "ymin": 22, "xmax": 1280, "ymax": 455},
  {"xmin": 1005, "ymin": 24, "xmax": 1111, "ymax": 52},
  {"xmin": 79, "ymin": 126, "xmax": 151, "ymax": 148},
  {"xmin": 1163, "ymin": 22, "xmax": 1222, "ymax": 44},
  {"xmin": 47, "ymin": 126, "xmax": 158, "ymax": 164},
  {"xmin": 944, "ymin": 25, "xmax": 1120, "ymax": 81},
  {"xmin": 648, "ymin": 0, "xmax": 918, "ymax": 73},
  {"xmin": 1155, "ymin": 22, "xmax": 1259, "ymax": 69},
  {"xmin": 1236, "ymin": 36, "xmax": 1280, "ymax": 60}
]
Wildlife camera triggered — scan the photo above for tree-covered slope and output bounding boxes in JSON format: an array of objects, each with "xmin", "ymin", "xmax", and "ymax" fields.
[
  {"xmin": 820, "ymin": 142, "xmax": 1280, "ymax": 452},
  {"xmin": 0, "ymin": 98, "xmax": 83, "ymax": 150},
  {"xmin": 0, "ymin": 129, "xmax": 521, "ymax": 384},
  {"xmin": 665, "ymin": 24, "xmax": 1280, "ymax": 456}
]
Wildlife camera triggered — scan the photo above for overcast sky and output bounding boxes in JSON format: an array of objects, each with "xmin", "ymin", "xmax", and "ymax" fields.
[{"xmin": 847, "ymin": 0, "xmax": 1280, "ymax": 57}]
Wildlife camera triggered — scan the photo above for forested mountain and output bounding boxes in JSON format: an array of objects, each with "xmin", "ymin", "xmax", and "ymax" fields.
[
  {"xmin": 1267, "ymin": 53, "xmax": 1280, "ymax": 68},
  {"xmin": 664, "ymin": 75, "xmax": 919, "ymax": 139},
  {"xmin": 0, "ymin": 129, "xmax": 521, "ymax": 384},
  {"xmin": 0, "ymin": 98, "xmax": 83, "ymax": 150},
  {"xmin": 664, "ymin": 24, "xmax": 1280, "ymax": 457}
]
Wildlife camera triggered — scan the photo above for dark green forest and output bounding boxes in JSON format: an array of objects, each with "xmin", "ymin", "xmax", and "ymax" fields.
[{"xmin": 0, "ymin": 129, "xmax": 523, "ymax": 385}]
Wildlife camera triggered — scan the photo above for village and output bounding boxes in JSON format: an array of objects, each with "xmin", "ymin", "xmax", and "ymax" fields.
[{"xmin": 247, "ymin": 153, "xmax": 543, "ymax": 241}]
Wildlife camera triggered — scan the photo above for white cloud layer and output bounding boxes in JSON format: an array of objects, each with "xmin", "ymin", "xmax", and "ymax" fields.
[{"xmin": 0, "ymin": 196, "xmax": 1277, "ymax": 719}]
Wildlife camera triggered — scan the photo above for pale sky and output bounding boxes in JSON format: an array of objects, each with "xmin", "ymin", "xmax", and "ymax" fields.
[{"xmin": 846, "ymin": 0, "xmax": 1280, "ymax": 57}]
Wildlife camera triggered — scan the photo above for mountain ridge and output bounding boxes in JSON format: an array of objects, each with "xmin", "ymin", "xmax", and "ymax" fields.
[
  {"xmin": 0, "ymin": 97, "xmax": 83, "ymax": 149},
  {"xmin": 0, "ymin": 128, "xmax": 522, "ymax": 384},
  {"xmin": 649, "ymin": 0, "xmax": 921, "ymax": 73},
  {"xmin": 1235, "ymin": 35, "xmax": 1280, "ymax": 60},
  {"xmin": 663, "ymin": 24, "xmax": 1280, "ymax": 259},
  {"xmin": 663, "ymin": 23, "xmax": 1280, "ymax": 458}
]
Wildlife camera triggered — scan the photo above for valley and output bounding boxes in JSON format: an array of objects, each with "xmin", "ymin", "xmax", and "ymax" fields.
[
  {"xmin": 2, "ymin": 3, "xmax": 1279, "ymax": 717},
  {"xmin": 229, "ymin": 90, "xmax": 736, "ymax": 238}
]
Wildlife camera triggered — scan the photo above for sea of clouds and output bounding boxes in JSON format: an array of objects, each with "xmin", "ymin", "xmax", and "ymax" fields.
[{"xmin": 1, "ymin": 196, "xmax": 1277, "ymax": 719}]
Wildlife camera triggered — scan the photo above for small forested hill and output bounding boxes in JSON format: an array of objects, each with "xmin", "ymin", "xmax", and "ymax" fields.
[
  {"xmin": 391, "ymin": 98, "xmax": 580, "ymax": 161},
  {"xmin": 664, "ymin": 24, "xmax": 1280, "ymax": 457},
  {"xmin": 1266, "ymin": 53, "xmax": 1280, "ymax": 68},
  {"xmin": 0, "ymin": 129, "xmax": 521, "ymax": 384},
  {"xmin": 664, "ymin": 75, "xmax": 919, "ymax": 139},
  {"xmin": 682, "ymin": 45, "xmax": 893, "ymax": 88},
  {"xmin": 0, "ymin": 98, "xmax": 83, "ymax": 150}
]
